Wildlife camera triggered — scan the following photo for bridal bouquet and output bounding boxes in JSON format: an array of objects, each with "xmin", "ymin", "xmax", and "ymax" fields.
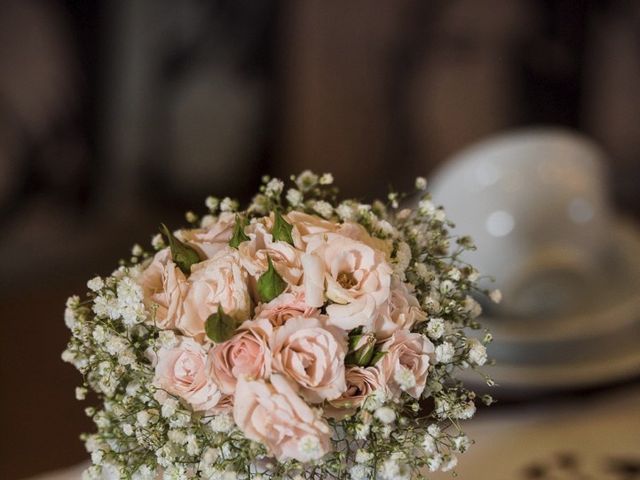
[{"xmin": 63, "ymin": 172, "xmax": 495, "ymax": 480}]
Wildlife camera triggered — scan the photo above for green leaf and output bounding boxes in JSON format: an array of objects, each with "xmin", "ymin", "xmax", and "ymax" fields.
[
  {"xmin": 369, "ymin": 349, "xmax": 387, "ymax": 366},
  {"xmin": 229, "ymin": 215, "xmax": 250, "ymax": 249},
  {"xmin": 345, "ymin": 333, "xmax": 376, "ymax": 366},
  {"xmin": 160, "ymin": 224, "xmax": 202, "ymax": 275},
  {"xmin": 257, "ymin": 256, "xmax": 287, "ymax": 302},
  {"xmin": 272, "ymin": 210, "xmax": 294, "ymax": 245},
  {"xmin": 347, "ymin": 327, "xmax": 364, "ymax": 349},
  {"xmin": 205, "ymin": 305, "xmax": 237, "ymax": 343}
]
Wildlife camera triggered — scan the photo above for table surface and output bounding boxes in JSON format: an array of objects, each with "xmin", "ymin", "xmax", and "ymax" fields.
[{"xmin": 25, "ymin": 385, "xmax": 640, "ymax": 480}]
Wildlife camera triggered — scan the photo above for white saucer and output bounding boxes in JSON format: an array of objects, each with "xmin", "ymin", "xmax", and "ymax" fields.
[{"xmin": 463, "ymin": 217, "xmax": 640, "ymax": 393}]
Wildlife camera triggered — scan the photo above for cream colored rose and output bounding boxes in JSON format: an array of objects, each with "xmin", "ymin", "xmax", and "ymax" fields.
[
  {"xmin": 375, "ymin": 278, "xmax": 427, "ymax": 339},
  {"xmin": 138, "ymin": 248, "xmax": 189, "ymax": 329},
  {"xmin": 286, "ymin": 211, "xmax": 337, "ymax": 250},
  {"xmin": 153, "ymin": 336, "xmax": 221, "ymax": 412},
  {"xmin": 209, "ymin": 318, "xmax": 273, "ymax": 395},
  {"xmin": 336, "ymin": 221, "xmax": 393, "ymax": 258},
  {"xmin": 254, "ymin": 292, "xmax": 319, "ymax": 327},
  {"xmin": 327, "ymin": 366, "xmax": 387, "ymax": 418},
  {"xmin": 271, "ymin": 316, "xmax": 347, "ymax": 403},
  {"xmin": 303, "ymin": 233, "xmax": 392, "ymax": 330},
  {"xmin": 179, "ymin": 247, "xmax": 251, "ymax": 340},
  {"xmin": 380, "ymin": 329, "xmax": 434, "ymax": 399},
  {"xmin": 233, "ymin": 375, "xmax": 331, "ymax": 462},
  {"xmin": 239, "ymin": 222, "xmax": 303, "ymax": 286},
  {"xmin": 177, "ymin": 212, "xmax": 235, "ymax": 258},
  {"xmin": 301, "ymin": 253, "xmax": 325, "ymax": 307}
]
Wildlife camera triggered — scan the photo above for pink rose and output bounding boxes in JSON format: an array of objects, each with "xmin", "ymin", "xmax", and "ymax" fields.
[
  {"xmin": 233, "ymin": 375, "xmax": 331, "ymax": 462},
  {"xmin": 177, "ymin": 212, "xmax": 236, "ymax": 258},
  {"xmin": 179, "ymin": 247, "xmax": 251, "ymax": 340},
  {"xmin": 153, "ymin": 336, "xmax": 221, "ymax": 412},
  {"xmin": 209, "ymin": 394, "xmax": 234, "ymax": 415},
  {"xmin": 138, "ymin": 248, "xmax": 189, "ymax": 329},
  {"xmin": 239, "ymin": 222, "xmax": 303, "ymax": 286},
  {"xmin": 375, "ymin": 278, "xmax": 427, "ymax": 339},
  {"xmin": 303, "ymin": 233, "xmax": 392, "ymax": 330},
  {"xmin": 271, "ymin": 316, "xmax": 347, "ymax": 403},
  {"xmin": 380, "ymin": 330, "xmax": 434, "ymax": 399},
  {"xmin": 254, "ymin": 292, "xmax": 319, "ymax": 327},
  {"xmin": 327, "ymin": 366, "xmax": 387, "ymax": 418},
  {"xmin": 209, "ymin": 318, "xmax": 273, "ymax": 395}
]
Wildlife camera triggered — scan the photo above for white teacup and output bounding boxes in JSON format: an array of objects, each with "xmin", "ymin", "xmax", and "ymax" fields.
[{"xmin": 429, "ymin": 128, "xmax": 612, "ymax": 317}]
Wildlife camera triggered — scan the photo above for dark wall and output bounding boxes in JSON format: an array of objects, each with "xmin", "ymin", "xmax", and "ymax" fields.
[{"xmin": 0, "ymin": 1, "xmax": 639, "ymax": 478}]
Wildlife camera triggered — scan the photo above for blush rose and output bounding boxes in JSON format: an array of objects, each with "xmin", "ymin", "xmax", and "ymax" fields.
[
  {"xmin": 380, "ymin": 329, "xmax": 434, "ymax": 399},
  {"xmin": 176, "ymin": 212, "xmax": 236, "ymax": 259},
  {"xmin": 179, "ymin": 247, "xmax": 251, "ymax": 340},
  {"xmin": 270, "ymin": 316, "xmax": 347, "ymax": 403},
  {"xmin": 233, "ymin": 375, "xmax": 331, "ymax": 463},
  {"xmin": 208, "ymin": 318, "xmax": 273, "ymax": 395},
  {"xmin": 153, "ymin": 336, "xmax": 221, "ymax": 412},
  {"xmin": 138, "ymin": 248, "xmax": 189, "ymax": 330},
  {"xmin": 254, "ymin": 292, "xmax": 319, "ymax": 327},
  {"xmin": 303, "ymin": 233, "xmax": 392, "ymax": 330}
]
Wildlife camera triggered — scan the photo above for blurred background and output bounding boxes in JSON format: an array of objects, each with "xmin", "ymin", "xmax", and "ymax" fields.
[{"xmin": 1, "ymin": 1, "xmax": 640, "ymax": 479}]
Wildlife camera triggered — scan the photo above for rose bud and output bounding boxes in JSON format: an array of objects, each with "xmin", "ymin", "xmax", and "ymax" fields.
[{"xmin": 345, "ymin": 331, "xmax": 376, "ymax": 367}]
